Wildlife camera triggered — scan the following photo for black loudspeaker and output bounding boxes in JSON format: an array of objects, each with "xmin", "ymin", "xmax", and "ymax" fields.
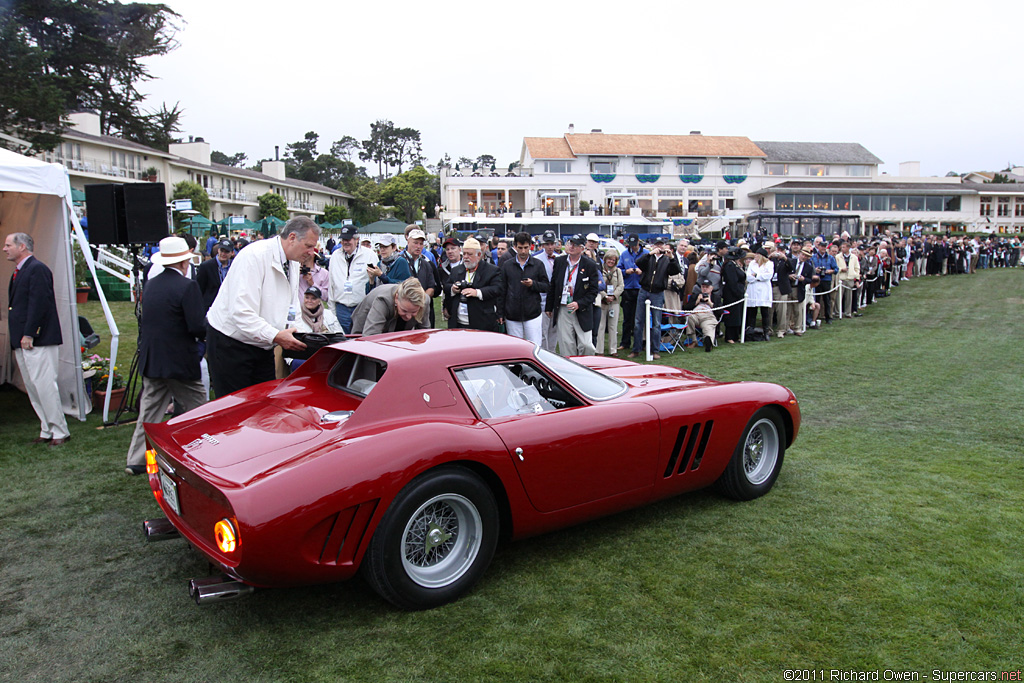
[
  {"xmin": 85, "ymin": 184, "xmax": 126, "ymax": 245},
  {"xmin": 123, "ymin": 183, "xmax": 168, "ymax": 244}
]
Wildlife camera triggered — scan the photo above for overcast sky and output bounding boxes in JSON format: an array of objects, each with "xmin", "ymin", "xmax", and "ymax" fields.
[{"xmin": 141, "ymin": 0, "xmax": 1024, "ymax": 177}]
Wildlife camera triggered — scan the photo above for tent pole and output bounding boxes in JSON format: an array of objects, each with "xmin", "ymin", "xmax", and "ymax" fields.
[{"xmin": 70, "ymin": 219, "xmax": 119, "ymax": 423}]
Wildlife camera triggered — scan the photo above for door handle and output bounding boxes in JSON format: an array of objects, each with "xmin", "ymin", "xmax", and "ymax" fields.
[{"xmin": 515, "ymin": 447, "xmax": 524, "ymax": 461}]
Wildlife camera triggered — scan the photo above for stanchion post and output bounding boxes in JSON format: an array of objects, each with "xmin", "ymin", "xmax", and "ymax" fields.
[
  {"xmin": 645, "ymin": 298, "xmax": 652, "ymax": 362},
  {"xmin": 740, "ymin": 297, "xmax": 748, "ymax": 343}
]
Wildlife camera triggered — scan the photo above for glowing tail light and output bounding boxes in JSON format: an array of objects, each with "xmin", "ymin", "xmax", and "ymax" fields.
[
  {"xmin": 145, "ymin": 448, "xmax": 158, "ymax": 475},
  {"xmin": 214, "ymin": 519, "xmax": 238, "ymax": 554}
]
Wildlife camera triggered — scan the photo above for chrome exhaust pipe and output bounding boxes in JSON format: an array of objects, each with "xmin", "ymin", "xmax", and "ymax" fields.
[
  {"xmin": 142, "ymin": 517, "xmax": 180, "ymax": 542},
  {"xmin": 188, "ymin": 576, "xmax": 255, "ymax": 605}
]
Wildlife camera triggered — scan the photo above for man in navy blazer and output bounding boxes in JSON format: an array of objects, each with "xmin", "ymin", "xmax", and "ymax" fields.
[
  {"xmin": 545, "ymin": 234, "xmax": 600, "ymax": 356},
  {"xmin": 124, "ymin": 235, "xmax": 209, "ymax": 474},
  {"xmin": 196, "ymin": 238, "xmax": 233, "ymax": 311},
  {"xmin": 4, "ymin": 233, "xmax": 70, "ymax": 445}
]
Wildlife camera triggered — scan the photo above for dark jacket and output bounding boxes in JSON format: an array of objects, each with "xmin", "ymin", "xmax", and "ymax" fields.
[
  {"xmin": 405, "ymin": 253, "xmax": 437, "ymax": 297},
  {"xmin": 138, "ymin": 268, "xmax": 207, "ymax": 381},
  {"xmin": 7, "ymin": 255, "xmax": 62, "ymax": 348},
  {"xmin": 444, "ymin": 259, "xmax": 504, "ymax": 331},
  {"xmin": 545, "ymin": 254, "xmax": 600, "ymax": 332},
  {"xmin": 721, "ymin": 258, "xmax": 747, "ymax": 328},
  {"xmin": 196, "ymin": 256, "xmax": 228, "ymax": 311},
  {"xmin": 636, "ymin": 251, "xmax": 681, "ymax": 293},
  {"xmin": 499, "ymin": 256, "xmax": 549, "ymax": 322},
  {"xmin": 771, "ymin": 254, "xmax": 794, "ymax": 295},
  {"xmin": 792, "ymin": 259, "xmax": 815, "ymax": 303}
]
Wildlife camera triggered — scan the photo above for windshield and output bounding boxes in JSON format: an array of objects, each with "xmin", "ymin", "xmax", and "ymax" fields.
[{"xmin": 534, "ymin": 347, "xmax": 626, "ymax": 401}]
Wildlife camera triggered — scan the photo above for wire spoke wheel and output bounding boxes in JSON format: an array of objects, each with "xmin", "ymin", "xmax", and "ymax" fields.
[
  {"xmin": 401, "ymin": 493, "xmax": 482, "ymax": 589},
  {"xmin": 742, "ymin": 418, "xmax": 780, "ymax": 485}
]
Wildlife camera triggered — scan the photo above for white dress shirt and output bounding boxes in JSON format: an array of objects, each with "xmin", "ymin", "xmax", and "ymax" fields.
[{"xmin": 207, "ymin": 236, "xmax": 299, "ymax": 349}]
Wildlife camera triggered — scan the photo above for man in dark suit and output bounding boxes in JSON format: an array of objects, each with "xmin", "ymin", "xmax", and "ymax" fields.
[
  {"xmin": 545, "ymin": 234, "xmax": 600, "ymax": 356},
  {"xmin": 124, "ymin": 235, "xmax": 208, "ymax": 474},
  {"xmin": 444, "ymin": 237, "xmax": 504, "ymax": 331},
  {"xmin": 196, "ymin": 238, "xmax": 233, "ymax": 311},
  {"xmin": 4, "ymin": 232, "xmax": 70, "ymax": 445}
]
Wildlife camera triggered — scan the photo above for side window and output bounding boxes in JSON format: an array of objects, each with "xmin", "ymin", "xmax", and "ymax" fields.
[{"xmin": 455, "ymin": 363, "xmax": 579, "ymax": 419}]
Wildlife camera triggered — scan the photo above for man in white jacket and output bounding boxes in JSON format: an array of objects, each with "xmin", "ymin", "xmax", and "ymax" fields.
[
  {"xmin": 206, "ymin": 217, "xmax": 317, "ymax": 396},
  {"xmin": 328, "ymin": 224, "xmax": 378, "ymax": 333}
]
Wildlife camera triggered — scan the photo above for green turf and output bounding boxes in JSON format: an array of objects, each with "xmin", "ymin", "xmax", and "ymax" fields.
[{"xmin": 2, "ymin": 270, "xmax": 1022, "ymax": 682}]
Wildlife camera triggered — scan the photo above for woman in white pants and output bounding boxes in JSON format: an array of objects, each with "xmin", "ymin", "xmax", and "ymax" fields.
[{"xmin": 596, "ymin": 251, "xmax": 624, "ymax": 355}]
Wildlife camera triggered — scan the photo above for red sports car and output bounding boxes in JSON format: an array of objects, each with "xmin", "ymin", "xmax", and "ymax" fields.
[{"xmin": 142, "ymin": 329, "xmax": 800, "ymax": 610}]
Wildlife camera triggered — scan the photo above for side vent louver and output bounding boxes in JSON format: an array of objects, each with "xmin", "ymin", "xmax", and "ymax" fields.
[{"xmin": 663, "ymin": 421, "xmax": 715, "ymax": 478}]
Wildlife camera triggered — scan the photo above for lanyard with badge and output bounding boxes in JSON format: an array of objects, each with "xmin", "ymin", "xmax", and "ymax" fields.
[
  {"xmin": 343, "ymin": 252, "xmax": 355, "ymax": 295},
  {"xmin": 561, "ymin": 261, "xmax": 579, "ymax": 305}
]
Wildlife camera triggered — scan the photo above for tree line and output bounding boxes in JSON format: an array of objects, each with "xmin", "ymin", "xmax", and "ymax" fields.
[
  {"xmin": 0, "ymin": 0, "xmax": 182, "ymax": 152},
  {"xmin": 209, "ymin": 124, "xmax": 440, "ymax": 226}
]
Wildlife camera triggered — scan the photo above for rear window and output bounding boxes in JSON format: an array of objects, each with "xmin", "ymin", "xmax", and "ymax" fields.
[{"xmin": 327, "ymin": 352, "xmax": 387, "ymax": 397}]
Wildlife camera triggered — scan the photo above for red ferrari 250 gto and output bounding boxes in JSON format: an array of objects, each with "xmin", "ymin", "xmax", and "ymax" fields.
[{"xmin": 142, "ymin": 329, "xmax": 800, "ymax": 610}]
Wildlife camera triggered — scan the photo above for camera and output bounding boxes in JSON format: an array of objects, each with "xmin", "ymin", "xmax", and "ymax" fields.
[{"xmin": 300, "ymin": 265, "xmax": 311, "ymax": 276}]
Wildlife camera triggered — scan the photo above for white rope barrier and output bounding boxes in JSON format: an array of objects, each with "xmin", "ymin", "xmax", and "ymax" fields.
[{"xmin": 636, "ymin": 263, "xmax": 922, "ymax": 359}]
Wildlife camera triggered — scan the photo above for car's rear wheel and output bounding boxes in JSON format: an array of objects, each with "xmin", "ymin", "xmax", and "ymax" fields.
[
  {"xmin": 362, "ymin": 467, "xmax": 498, "ymax": 610},
  {"xmin": 715, "ymin": 408, "xmax": 786, "ymax": 501}
]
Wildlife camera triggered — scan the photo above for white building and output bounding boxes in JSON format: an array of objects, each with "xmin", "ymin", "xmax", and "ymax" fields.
[
  {"xmin": 440, "ymin": 128, "xmax": 1024, "ymax": 238},
  {"xmin": 42, "ymin": 111, "xmax": 351, "ymax": 223}
]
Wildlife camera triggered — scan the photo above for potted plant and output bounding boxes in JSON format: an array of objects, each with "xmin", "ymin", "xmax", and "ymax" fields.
[
  {"xmin": 71, "ymin": 238, "xmax": 92, "ymax": 303},
  {"xmin": 145, "ymin": 166, "xmax": 158, "ymax": 182},
  {"xmin": 82, "ymin": 354, "xmax": 127, "ymax": 409}
]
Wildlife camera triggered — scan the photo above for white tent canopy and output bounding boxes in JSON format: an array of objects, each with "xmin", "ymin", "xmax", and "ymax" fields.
[{"xmin": 0, "ymin": 147, "xmax": 120, "ymax": 421}]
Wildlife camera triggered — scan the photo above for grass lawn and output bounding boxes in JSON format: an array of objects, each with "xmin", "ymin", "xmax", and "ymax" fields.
[{"xmin": 2, "ymin": 270, "xmax": 1022, "ymax": 682}]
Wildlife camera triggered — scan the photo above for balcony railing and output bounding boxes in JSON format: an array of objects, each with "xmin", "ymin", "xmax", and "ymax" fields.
[
  {"xmin": 206, "ymin": 187, "xmax": 258, "ymax": 203},
  {"xmin": 47, "ymin": 154, "xmax": 152, "ymax": 181}
]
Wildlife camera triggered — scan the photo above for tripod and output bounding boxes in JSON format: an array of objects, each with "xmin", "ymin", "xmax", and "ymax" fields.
[{"xmin": 104, "ymin": 246, "xmax": 145, "ymax": 427}]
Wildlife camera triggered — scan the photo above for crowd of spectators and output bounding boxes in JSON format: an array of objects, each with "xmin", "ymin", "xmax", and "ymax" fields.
[{"xmin": 147, "ymin": 221, "xmax": 1023, "ymax": 398}]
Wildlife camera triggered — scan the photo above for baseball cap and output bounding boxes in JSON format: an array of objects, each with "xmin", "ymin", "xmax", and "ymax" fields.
[
  {"xmin": 376, "ymin": 235, "xmax": 398, "ymax": 247},
  {"xmin": 442, "ymin": 236, "xmax": 460, "ymax": 247},
  {"xmin": 339, "ymin": 225, "xmax": 358, "ymax": 240},
  {"xmin": 216, "ymin": 239, "xmax": 233, "ymax": 252},
  {"xmin": 304, "ymin": 286, "xmax": 323, "ymax": 299},
  {"xmin": 541, "ymin": 230, "xmax": 557, "ymax": 244},
  {"xmin": 626, "ymin": 233, "xmax": 640, "ymax": 246},
  {"xmin": 586, "ymin": 232, "xmax": 600, "ymax": 242},
  {"xmin": 568, "ymin": 234, "xmax": 586, "ymax": 246},
  {"xmin": 653, "ymin": 236, "xmax": 666, "ymax": 245},
  {"xmin": 407, "ymin": 228, "xmax": 426, "ymax": 241},
  {"xmin": 462, "ymin": 237, "xmax": 482, "ymax": 250},
  {"xmin": 698, "ymin": 278, "xmax": 713, "ymax": 287}
]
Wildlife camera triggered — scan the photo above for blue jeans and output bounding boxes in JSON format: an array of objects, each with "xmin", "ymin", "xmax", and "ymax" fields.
[
  {"xmin": 335, "ymin": 303, "xmax": 355, "ymax": 334},
  {"xmin": 632, "ymin": 289, "xmax": 664, "ymax": 353}
]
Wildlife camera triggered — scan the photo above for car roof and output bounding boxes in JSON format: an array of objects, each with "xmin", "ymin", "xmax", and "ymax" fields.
[{"xmin": 338, "ymin": 329, "xmax": 539, "ymax": 368}]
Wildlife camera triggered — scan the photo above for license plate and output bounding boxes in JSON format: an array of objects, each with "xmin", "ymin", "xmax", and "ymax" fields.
[{"xmin": 159, "ymin": 470, "xmax": 181, "ymax": 516}]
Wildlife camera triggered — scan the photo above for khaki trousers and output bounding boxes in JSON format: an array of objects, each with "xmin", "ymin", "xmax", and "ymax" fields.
[
  {"xmin": 685, "ymin": 310, "xmax": 718, "ymax": 342},
  {"xmin": 772, "ymin": 285, "xmax": 787, "ymax": 332},
  {"xmin": 840, "ymin": 280, "xmax": 856, "ymax": 317},
  {"xmin": 14, "ymin": 345, "xmax": 70, "ymax": 440},
  {"xmin": 596, "ymin": 304, "xmax": 620, "ymax": 354},
  {"xmin": 555, "ymin": 306, "xmax": 596, "ymax": 356}
]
